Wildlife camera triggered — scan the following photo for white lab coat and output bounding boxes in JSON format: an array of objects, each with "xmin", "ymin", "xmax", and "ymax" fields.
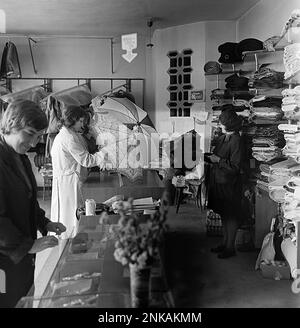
[{"xmin": 50, "ymin": 126, "xmax": 105, "ymax": 236}]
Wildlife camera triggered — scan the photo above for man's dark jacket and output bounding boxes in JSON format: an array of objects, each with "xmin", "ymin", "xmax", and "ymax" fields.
[{"xmin": 0, "ymin": 135, "xmax": 50, "ymax": 307}]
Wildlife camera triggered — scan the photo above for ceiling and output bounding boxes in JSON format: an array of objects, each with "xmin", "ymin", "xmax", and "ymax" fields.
[{"xmin": 0, "ymin": 0, "xmax": 260, "ymax": 37}]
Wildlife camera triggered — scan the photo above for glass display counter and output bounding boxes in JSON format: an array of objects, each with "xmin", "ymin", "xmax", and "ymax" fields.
[{"xmin": 17, "ymin": 213, "xmax": 174, "ymax": 308}]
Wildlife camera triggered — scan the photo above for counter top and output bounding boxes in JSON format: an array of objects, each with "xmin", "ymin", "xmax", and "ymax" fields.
[{"xmin": 82, "ymin": 170, "xmax": 165, "ymax": 202}]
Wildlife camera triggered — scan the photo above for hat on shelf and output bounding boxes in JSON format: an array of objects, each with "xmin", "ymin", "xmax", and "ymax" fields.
[
  {"xmin": 219, "ymin": 109, "xmax": 243, "ymax": 132},
  {"xmin": 218, "ymin": 42, "xmax": 243, "ymax": 64},
  {"xmin": 204, "ymin": 61, "xmax": 222, "ymax": 74},
  {"xmin": 225, "ymin": 73, "xmax": 249, "ymax": 91},
  {"xmin": 263, "ymin": 36, "xmax": 283, "ymax": 52},
  {"xmin": 236, "ymin": 38, "xmax": 264, "ymax": 55}
]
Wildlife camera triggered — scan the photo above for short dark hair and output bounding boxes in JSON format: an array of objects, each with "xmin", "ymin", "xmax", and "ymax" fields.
[
  {"xmin": 61, "ymin": 105, "xmax": 86, "ymax": 128},
  {"xmin": 0, "ymin": 99, "xmax": 48, "ymax": 135}
]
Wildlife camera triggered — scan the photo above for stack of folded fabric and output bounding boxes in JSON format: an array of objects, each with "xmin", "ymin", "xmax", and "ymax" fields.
[
  {"xmin": 256, "ymin": 88, "xmax": 286, "ymax": 97},
  {"xmin": 267, "ymin": 158, "xmax": 299, "ymax": 203},
  {"xmin": 248, "ymin": 65, "xmax": 285, "ymax": 89},
  {"xmin": 243, "ymin": 125, "xmax": 281, "ymax": 138},
  {"xmin": 281, "ymin": 86, "xmax": 300, "ymax": 120},
  {"xmin": 252, "ymin": 146, "xmax": 282, "ymax": 163},
  {"xmin": 278, "ymin": 123, "xmax": 300, "ymax": 162},
  {"xmin": 249, "ymin": 122, "xmax": 285, "ymax": 162},
  {"xmin": 282, "ymin": 174, "xmax": 300, "ymax": 223},
  {"xmin": 256, "ymin": 163, "xmax": 271, "ymax": 191},
  {"xmin": 255, "ymin": 158, "xmax": 286, "ymax": 192},
  {"xmin": 283, "ymin": 43, "xmax": 300, "ymax": 80},
  {"xmin": 249, "ymin": 95, "xmax": 284, "ymax": 124},
  {"xmin": 225, "ymin": 73, "xmax": 249, "ymax": 91}
]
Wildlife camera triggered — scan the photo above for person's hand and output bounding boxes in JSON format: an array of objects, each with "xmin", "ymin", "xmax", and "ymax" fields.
[
  {"xmin": 208, "ymin": 154, "xmax": 220, "ymax": 163},
  {"xmin": 28, "ymin": 236, "xmax": 59, "ymax": 254},
  {"xmin": 46, "ymin": 222, "xmax": 66, "ymax": 236}
]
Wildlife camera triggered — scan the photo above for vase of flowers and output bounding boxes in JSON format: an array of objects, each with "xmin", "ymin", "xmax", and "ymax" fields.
[
  {"xmin": 113, "ymin": 192, "xmax": 169, "ymax": 308},
  {"xmin": 129, "ymin": 263, "xmax": 151, "ymax": 307}
]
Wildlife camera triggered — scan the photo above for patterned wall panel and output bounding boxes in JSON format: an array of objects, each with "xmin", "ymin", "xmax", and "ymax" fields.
[{"xmin": 167, "ymin": 49, "xmax": 193, "ymax": 117}]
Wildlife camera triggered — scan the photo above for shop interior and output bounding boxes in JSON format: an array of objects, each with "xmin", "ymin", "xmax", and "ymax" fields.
[{"xmin": 0, "ymin": 0, "xmax": 300, "ymax": 308}]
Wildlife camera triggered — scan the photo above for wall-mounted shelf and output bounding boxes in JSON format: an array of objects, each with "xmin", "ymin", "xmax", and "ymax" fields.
[
  {"xmin": 205, "ymin": 70, "xmax": 241, "ymax": 76},
  {"xmin": 242, "ymin": 47, "xmax": 285, "ymax": 71},
  {"xmin": 242, "ymin": 47, "xmax": 285, "ymax": 56},
  {"xmin": 250, "ymin": 120, "xmax": 288, "ymax": 125}
]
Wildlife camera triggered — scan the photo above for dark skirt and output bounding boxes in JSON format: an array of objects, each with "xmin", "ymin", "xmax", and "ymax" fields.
[{"xmin": 207, "ymin": 168, "xmax": 242, "ymax": 219}]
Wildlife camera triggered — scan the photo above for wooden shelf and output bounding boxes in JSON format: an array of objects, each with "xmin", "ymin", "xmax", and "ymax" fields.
[
  {"xmin": 250, "ymin": 120, "xmax": 288, "ymax": 125},
  {"xmin": 242, "ymin": 47, "xmax": 285, "ymax": 56},
  {"xmin": 205, "ymin": 71, "xmax": 241, "ymax": 76},
  {"xmin": 205, "ymin": 69, "xmax": 252, "ymax": 76}
]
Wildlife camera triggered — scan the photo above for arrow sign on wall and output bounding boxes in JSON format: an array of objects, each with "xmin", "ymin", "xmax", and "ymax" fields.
[{"xmin": 122, "ymin": 33, "xmax": 138, "ymax": 63}]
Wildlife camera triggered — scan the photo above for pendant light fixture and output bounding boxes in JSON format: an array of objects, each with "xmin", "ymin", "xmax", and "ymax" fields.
[{"xmin": 146, "ymin": 18, "xmax": 154, "ymax": 48}]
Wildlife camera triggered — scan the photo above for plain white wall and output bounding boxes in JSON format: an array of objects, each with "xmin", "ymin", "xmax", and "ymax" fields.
[
  {"xmin": 152, "ymin": 21, "xmax": 207, "ymax": 153},
  {"xmin": 237, "ymin": 0, "xmax": 300, "ymax": 41},
  {"xmin": 0, "ymin": 35, "xmax": 148, "ymax": 108}
]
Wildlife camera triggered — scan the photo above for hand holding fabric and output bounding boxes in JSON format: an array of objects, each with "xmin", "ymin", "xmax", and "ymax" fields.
[
  {"xmin": 28, "ymin": 236, "xmax": 59, "ymax": 254},
  {"xmin": 208, "ymin": 154, "xmax": 220, "ymax": 163}
]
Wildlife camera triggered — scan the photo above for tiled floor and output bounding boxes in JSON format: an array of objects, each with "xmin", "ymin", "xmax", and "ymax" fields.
[{"xmin": 36, "ymin": 196, "xmax": 300, "ymax": 307}]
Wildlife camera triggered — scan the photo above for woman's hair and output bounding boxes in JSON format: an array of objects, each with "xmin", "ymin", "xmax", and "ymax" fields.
[
  {"xmin": 0, "ymin": 99, "xmax": 48, "ymax": 135},
  {"xmin": 61, "ymin": 105, "xmax": 86, "ymax": 128},
  {"xmin": 219, "ymin": 109, "xmax": 243, "ymax": 132}
]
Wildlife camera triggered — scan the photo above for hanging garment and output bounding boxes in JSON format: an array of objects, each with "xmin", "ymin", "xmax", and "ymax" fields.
[
  {"xmin": 50, "ymin": 127, "xmax": 105, "ymax": 235},
  {"xmin": 0, "ymin": 42, "xmax": 22, "ymax": 78}
]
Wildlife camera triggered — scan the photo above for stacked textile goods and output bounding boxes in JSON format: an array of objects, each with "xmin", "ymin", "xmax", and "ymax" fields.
[
  {"xmin": 249, "ymin": 95, "xmax": 283, "ymax": 123},
  {"xmin": 211, "ymin": 101, "xmax": 251, "ymax": 123},
  {"xmin": 281, "ymin": 86, "xmax": 300, "ymax": 120},
  {"xmin": 266, "ymin": 159, "xmax": 299, "ymax": 203},
  {"xmin": 283, "ymin": 43, "xmax": 300, "ymax": 80},
  {"xmin": 275, "ymin": 29, "xmax": 300, "ymax": 278},
  {"xmin": 255, "ymin": 158, "xmax": 286, "ymax": 192},
  {"xmin": 248, "ymin": 95, "xmax": 285, "ymax": 162},
  {"xmin": 246, "ymin": 124, "xmax": 284, "ymax": 163},
  {"xmin": 209, "ymin": 70, "xmax": 255, "ymax": 124},
  {"xmin": 278, "ymin": 124, "xmax": 300, "ymax": 162},
  {"xmin": 266, "ymin": 157, "xmax": 300, "ymax": 278},
  {"xmin": 248, "ymin": 65, "xmax": 285, "ymax": 89}
]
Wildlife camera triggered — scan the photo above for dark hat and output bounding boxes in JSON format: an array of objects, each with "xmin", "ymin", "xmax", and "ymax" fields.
[
  {"xmin": 218, "ymin": 42, "xmax": 243, "ymax": 64},
  {"xmin": 236, "ymin": 38, "xmax": 264, "ymax": 55},
  {"xmin": 204, "ymin": 61, "xmax": 222, "ymax": 74},
  {"xmin": 225, "ymin": 73, "xmax": 249, "ymax": 91},
  {"xmin": 219, "ymin": 109, "xmax": 243, "ymax": 132}
]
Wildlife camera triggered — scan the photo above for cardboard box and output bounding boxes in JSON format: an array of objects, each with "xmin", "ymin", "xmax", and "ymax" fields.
[{"xmin": 260, "ymin": 262, "xmax": 291, "ymax": 280}]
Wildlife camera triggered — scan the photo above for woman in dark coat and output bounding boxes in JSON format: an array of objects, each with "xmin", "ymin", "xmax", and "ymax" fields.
[
  {"xmin": 207, "ymin": 110, "xmax": 243, "ymax": 259},
  {"xmin": 0, "ymin": 100, "xmax": 66, "ymax": 307}
]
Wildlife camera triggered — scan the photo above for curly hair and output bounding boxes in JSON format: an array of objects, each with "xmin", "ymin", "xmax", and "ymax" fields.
[
  {"xmin": 61, "ymin": 105, "xmax": 87, "ymax": 128},
  {"xmin": 0, "ymin": 99, "xmax": 48, "ymax": 135}
]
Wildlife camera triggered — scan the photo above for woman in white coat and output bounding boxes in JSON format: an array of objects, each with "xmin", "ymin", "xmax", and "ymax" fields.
[{"xmin": 50, "ymin": 105, "xmax": 107, "ymax": 235}]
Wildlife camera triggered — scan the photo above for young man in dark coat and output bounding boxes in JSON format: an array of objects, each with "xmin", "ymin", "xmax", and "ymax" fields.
[
  {"xmin": 207, "ymin": 109, "xmax": 244, "ymax": 259},
  {"xmin": 0, "ymin": 99, "xmax": 66, "ymax": 307}
]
